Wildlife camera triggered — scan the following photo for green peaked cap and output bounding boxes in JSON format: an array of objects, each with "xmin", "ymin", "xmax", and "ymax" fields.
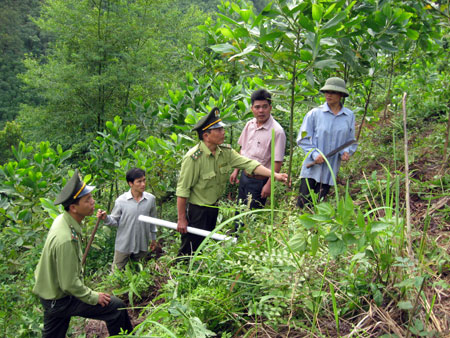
[
  {"xmin": 54, "ymin": 169, "xmax": 95, "ymax": 207},
  {"xmin": 192, "ymin": 107, "xmax": 226, "ymax": 133}
]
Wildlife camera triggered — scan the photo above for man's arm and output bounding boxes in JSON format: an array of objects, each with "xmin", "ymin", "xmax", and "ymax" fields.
[
  {"xmin": 96, "ymin": 200, "xmax": 122, "ymax": 227},
  {"xmin": 260, "ymin": 161, "xmax": 283, "ymax": 198},
  {"xmin": 177, "ymin": 196, "xmax": 188, "ymax": 234},
  {"xmin": 253, "ymin": 164, "xmax": 288, "ymax": 183},
  {"xmin": 56, "ymin": 242, "xmax": 99, "ymax": 305},
  {"xmin": 230, "ymin": 148, "xmax": 243, "ymax": 184},
  {"xmin": 230, "ymin": 168, "xmax": 240, "ymax": 184}
]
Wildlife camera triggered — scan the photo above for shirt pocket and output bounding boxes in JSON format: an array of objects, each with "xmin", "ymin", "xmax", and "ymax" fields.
[
  {"xmin": 219, "ymin": 165, "xmax": 231, "ymax": 185},
  {"xmin": 255, "ymin": 138, "xmax": 270, "ymax": 162},
  {"xmin": 198, "ymin": 171, "xmax": 216, "ymax": 190}
]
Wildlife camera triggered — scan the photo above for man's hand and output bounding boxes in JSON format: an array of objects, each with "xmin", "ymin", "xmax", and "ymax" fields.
[
  {"xmin": 274, "ymin": 172, "xmax": 289, "ymax": 186},
  {"xmin": 177, "ymin": 218, "xmax": 188, "ymax": 234},
  {"xmin": 98, "ymin": 292, "xmax": 111, "ymax": 307},
  {"xmin": 149, "ymin": 240, "xmax": 160, "ymax": 252},
  {"xmin": 96, "ymin": 209, "xmax": 107, "ymax": 220},
  {"xmin": 315, "ymin": 154, "xmax": 325, "ymax": 164},
  {"xmin": 229, "ymin": 169, "xmax": 240, "ymax": 184},
  {"xmin": 341, "ymin": 152, "xmax": 350, "ymax": 161},
  {"xmin": 261, "ymin": 181, "xmax": 271, "ymax": 198}
]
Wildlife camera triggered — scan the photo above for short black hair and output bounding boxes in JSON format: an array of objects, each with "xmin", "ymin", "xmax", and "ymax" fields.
[
  {"xmin": 251, "ymin": 89, "xmax": 272, "ymax": 105},
  {"xmin": 64, "ymin": 197, "xmax": 80, "ymax": 211},
  {"xmin": 198, "ymin": 129, "xmax": 212, "ymax": 140},
  {"xmin": 126, "ymin": 168, "xmax": 146, "ymax": 184}
]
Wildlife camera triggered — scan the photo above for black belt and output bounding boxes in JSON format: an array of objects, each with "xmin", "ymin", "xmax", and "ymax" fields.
[
  {"xmin": 244, "ymin": 171, "xmax": 268, "ymax": 180},
  {"xmin": 40, "ymin": 296, "xmax": 71, "ymax": 308}
]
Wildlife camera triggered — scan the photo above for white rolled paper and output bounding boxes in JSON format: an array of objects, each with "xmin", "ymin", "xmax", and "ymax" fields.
[{"xmin": 138, "ymin": 215, "xmax": 237, "ymax": 243}]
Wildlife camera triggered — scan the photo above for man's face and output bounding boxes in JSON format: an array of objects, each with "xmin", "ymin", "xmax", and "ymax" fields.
[
  {"xmin": 73, "ymin": 193, "xmax": 95, "ymax": 217},
  {"xmin": 251, "ymin": 99, "xmax": 272, "ymax": 125},
  {"xmin": 204, "ymin": 127, "xmax": 225, "ymax": 146},
  {"xmin": 129, "ymin": 176, "xmax": 146, "ymax": 194}
]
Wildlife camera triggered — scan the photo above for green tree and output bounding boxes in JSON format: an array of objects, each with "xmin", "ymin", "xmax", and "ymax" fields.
[
  {"xmin": 0, "ymin": 121, "xmax": 23, "ymax": 164},
  {"xmin": 0, "ymin": 0, "xmax": 45, "ymax": 125},
  {"xmin": 204, "ymin": 0, "xmax": 442, "ymax": 179},
  {"xmin": 17, "ymin": 0, "xmax": 207, "ymax": 150}
]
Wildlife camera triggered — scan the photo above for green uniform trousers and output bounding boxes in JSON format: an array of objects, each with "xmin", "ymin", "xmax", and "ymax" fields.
[{"xmin": 40, "ymin": 295, "xmax": 133, "ymax": 337}]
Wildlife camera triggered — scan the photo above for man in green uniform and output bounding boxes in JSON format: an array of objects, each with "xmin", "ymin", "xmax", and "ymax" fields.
[
  {"xmin": 176, "ymin": 107, "xmax": 288, "ymax": 255},
  {"xmin": 33, "ymin": 170, "xmax": 133, "ymax": 337}
]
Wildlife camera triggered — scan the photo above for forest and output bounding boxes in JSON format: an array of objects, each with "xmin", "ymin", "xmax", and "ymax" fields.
[{"xmin": 0, "ymin": 0, "xmax": 449, "ymax": 337}]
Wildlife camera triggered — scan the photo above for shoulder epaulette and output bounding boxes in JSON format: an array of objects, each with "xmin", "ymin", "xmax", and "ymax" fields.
[
  {"xmin": 70, "ymin": 227, "xmax": 79, "ymax": 242},
  {"xmin": 191, "ymin": 148, "xmax": 203, "ymax": 160},
  {"xmin": 219, "ymin": 144, "xmax": 232, "ymax": 149}
]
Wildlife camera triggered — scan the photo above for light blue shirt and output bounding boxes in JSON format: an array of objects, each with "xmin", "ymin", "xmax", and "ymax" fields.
[
  {"xmin": 104, "ymin": 190, "xmax": 157, "ymax": 254},
  {"xmin": 297, "ymin": 103, "xmax": 357, "ymax": 185}
]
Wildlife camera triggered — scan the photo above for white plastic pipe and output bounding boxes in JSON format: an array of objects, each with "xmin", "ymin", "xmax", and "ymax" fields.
[{"xmin": 138, "ymin": 215, "xmax": 237, "ymax": 243}]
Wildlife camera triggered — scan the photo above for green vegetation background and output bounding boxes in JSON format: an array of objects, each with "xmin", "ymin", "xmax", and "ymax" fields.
[{"xmin": 0, "ymin": 0, "xmax": 449, "ymax": 337}]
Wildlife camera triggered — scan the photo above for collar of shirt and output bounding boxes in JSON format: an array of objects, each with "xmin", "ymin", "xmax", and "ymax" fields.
[
  {"xmin": 251, "ymin": 114, "xmax": 274, "ymax": 130},
  {"xmin": 63, "ymin": 211, "xmax": 83, "ymax": 236},
  {"xmin": 125, "ymin": 189, "xmax": 147, "ymax": 202},
  {"xmin": 199, "ymin": 140, "xmax": 223, "ymax": 158},
  {"xmin": 322, "ymin": 102, "xmax": 351, "ymax": 116}
]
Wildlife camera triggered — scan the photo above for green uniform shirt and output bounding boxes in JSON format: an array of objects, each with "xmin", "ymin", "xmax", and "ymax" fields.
[
  {"xmin": 33, "ymin": 212, "xmax": 99, "ymax": 305},
  {"xmin": 176, "ymin": 141, "xmax": 260, "ymax": 205}
]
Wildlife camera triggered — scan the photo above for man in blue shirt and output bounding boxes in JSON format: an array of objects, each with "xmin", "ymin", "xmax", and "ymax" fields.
[{"xmin": 296, "ymin": 77, "xmax": 358, "ymax": 208}]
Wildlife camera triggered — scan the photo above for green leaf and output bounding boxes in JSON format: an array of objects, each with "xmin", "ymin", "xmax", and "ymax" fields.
[
  {"xmin": 299, "ymin": 13, "xmax": 315, "ymax": 32},
  {"xmin": 314, "ymin": 59, "xmax": 339, "ymax": 69},
  {"xmin": 260, "ymin": 31, "xmax": 284, "ymax": 44},
  {"xmin": 219, "ymin": 27, "xmax": 235, "ymax": 39},
  {"xmin": 240, "ymin": 9, "xmax": 252, "ymax": 23},
  {"xmin": 300, "ymin": 49, "xmax": 313, "ymax": 61},
  {"xmin": 325, "ymin": 232, "xmax": 338, "ymax": 242},
  {"xmin": 375, "ymin": 40, "xmax": 398, "ymax": 52},
  {"xmin": 329, "ymin": 239, "xmax": 346, "ymax": 257},
  {"xmin": 185, "ymin": 114, "xmax": 197, "ymax": 125},
  {"xmin": 229, "ymin": 44, "xmax": 256, "ymax": 61},
  {"xmin": 398, "ymin": 301, "xmax": 413, "ymax": 310},
  {"xmin": 288, "ymin": 233, "xmax": 307, "ymax": 252},
  {"xmin": 312, "ymin": 3, "xmax": 323, "ymax": 21},
  {"xmin": 370, "ymin": 222, "xmax": 390, "ymax": 233},
  {"xmin": 298, "ymin": 214, "xmax": 316, "ymax": 229},
  {"xmin": 322, "ymin": 11, "xmax": 347, "ymax": 31},
  {"xmin": 210, "ymin": 43, "xmax": 238, "ymax": 54},
  {"xmin": 406, "ymin": 28, "xmax": 419, "ymax": 40},
  {"xmin": 373, "ymin": 288, "xmax": 383, "ymax": 306}
]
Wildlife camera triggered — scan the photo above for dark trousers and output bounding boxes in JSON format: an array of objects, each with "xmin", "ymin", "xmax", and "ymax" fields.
[
  {"xmin": 296, "ymin": 178, "xmax": 331, "ymax": 208},
  {"xmin": 40, "ymin": 295, "xmax": 133, "ymax": 338},
  {"xmin": 178, "ymin": 203, "xmax": 219, "ymax": 256},
  {"xmin": 237, "ymin": 171, "xmax": 269, "ymax": 209}
]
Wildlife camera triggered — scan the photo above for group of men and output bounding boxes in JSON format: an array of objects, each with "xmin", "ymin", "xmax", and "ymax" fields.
[{"xmin": 34, "ymin": 82, "xmax": 356, "ymax": 336}]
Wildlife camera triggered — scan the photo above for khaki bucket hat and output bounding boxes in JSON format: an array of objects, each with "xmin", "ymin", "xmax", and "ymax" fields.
[{"xmin": 320, "ymin": 77, "xmax": 349, "ymax": 97}]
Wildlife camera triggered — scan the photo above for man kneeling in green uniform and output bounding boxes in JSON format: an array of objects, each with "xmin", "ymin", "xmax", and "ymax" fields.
[
  {"xmin": 176, "ymin": 107, "xmax": 288, "ymax": 256},
  {"xmin": 33, "ymin": 170, "xmax": 133, "ymax": 337}
]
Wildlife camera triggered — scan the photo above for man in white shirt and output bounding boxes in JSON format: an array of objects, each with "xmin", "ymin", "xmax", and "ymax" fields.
[{"xmin": 97, "ymin": 168, "xmax": 158, "ymax": 270}]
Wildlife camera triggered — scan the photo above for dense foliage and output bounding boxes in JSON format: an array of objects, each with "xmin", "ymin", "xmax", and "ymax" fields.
[{"xmin": 0, "ymin": 0, "xmax": 449, "ymax": 337}]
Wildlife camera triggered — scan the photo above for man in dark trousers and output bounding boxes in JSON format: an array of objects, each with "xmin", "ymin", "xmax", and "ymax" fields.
[
  {"xmin": 33, "ymin": 169, "xmax": 133, "ymax": 337},
  {"xmin": 176, "ymin": 107, "xmax": 288, "ymax": 256},
  {"xmin": 230, "ymin": 89, "xmax": 286, "ymax": 210}
]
